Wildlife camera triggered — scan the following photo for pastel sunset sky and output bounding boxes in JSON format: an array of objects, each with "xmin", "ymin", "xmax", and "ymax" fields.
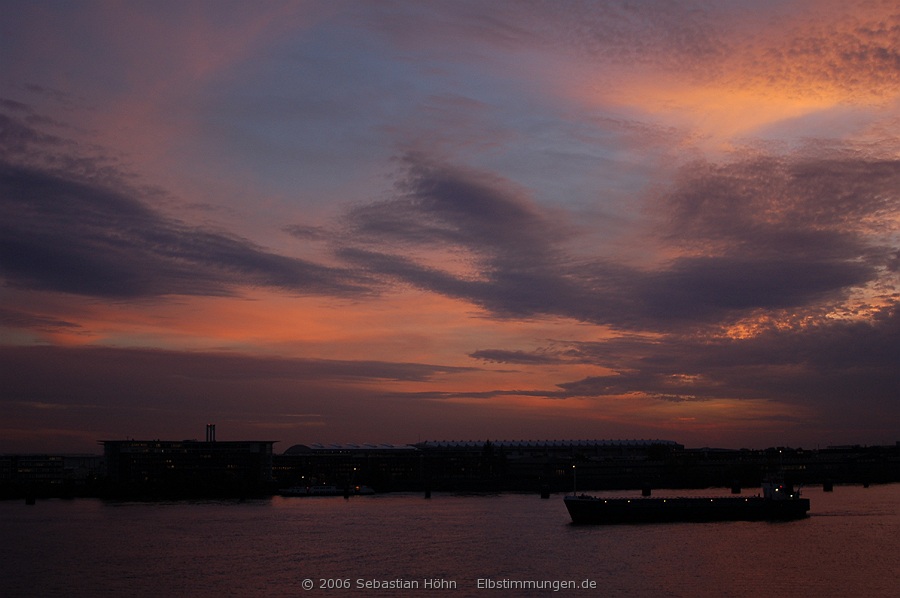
[{"xmin": 2, "ymin": 1, "xmax": 899, "ymax": 453}]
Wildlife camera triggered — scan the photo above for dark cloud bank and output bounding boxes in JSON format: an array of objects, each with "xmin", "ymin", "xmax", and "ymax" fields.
[
  {"xmin": 0, "ymin": 110, "xmax": 367, "ymax": 300},
  {"xmin": 334, "ymin": 152, "xmax": 898, "ymax": 331},
  {"xmin": 328, "ymin": 152, "xmax": 899, "ymax": 432},
  {"xmin": 5, "ymin": 106, "xmax": 896, "ymax": 330},
  {"xmin": 0, "ymin": 344, "xmax": 475, "ymax": 447},
  {"xmin": 3, "ymin": 106, "xmax": 899, "ymax": 442}
]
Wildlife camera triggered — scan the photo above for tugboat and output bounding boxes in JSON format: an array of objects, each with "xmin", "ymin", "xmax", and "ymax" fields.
[{"xmin": 564, "ymin": 475, "xmax": 809, "ymax": 524}]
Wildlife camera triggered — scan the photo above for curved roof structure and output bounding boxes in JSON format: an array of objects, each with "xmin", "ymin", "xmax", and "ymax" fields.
[{"xmin": 414, "ymin": 439, "xmax": 681, "ymax": 449}]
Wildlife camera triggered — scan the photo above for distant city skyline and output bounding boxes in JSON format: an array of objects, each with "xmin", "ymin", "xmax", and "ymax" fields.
[{"xmin": 2, "ymin": 1, "xmax": 899, "ymax": 454}]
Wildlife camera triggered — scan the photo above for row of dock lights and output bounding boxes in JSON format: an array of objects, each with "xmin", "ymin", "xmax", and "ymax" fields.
[{"xmin": 558, "ymin": 462, "xmax": 851, "ymax": 502}]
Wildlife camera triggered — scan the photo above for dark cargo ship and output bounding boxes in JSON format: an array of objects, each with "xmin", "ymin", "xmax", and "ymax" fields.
[{"xmin": 564, "ymin": 477, "xmax": 810, "ymax": 524}]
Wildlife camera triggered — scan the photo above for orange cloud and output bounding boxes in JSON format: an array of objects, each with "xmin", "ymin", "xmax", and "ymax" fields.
[{"xmin": 556, "ymin": 1, "xmax": 899, "ymax": 151}]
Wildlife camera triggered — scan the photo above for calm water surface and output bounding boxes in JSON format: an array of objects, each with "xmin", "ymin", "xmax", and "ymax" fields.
[{"xmin": 2, "ymin": 484, "xmax": 898, "ymax": 597}]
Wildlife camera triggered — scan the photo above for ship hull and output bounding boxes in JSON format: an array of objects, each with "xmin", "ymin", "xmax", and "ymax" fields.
[{"xmin": 564, "ymin": 495, "xmax": 810, "ymax": 524}]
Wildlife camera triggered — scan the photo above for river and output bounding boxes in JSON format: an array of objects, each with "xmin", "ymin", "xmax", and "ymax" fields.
[{"xmin": 2, "ymin": 484, "xmax": 897, "ymax": 597}]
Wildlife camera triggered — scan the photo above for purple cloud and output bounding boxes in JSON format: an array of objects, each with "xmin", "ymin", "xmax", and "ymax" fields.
[
  {"xmin": 0, "ymin": 110, "xmax": 369, "ymax": 299},
  {"xmin": 327, "ymin": 152, "xmax": 897, "ymax": 331}
]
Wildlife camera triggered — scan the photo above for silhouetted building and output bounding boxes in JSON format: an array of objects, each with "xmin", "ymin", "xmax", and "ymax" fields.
[
  {"xmin": 5, "ymin": 437, "xmax": 898, "ymax": 499},
  {"xmin": 414, "ymin": 439, "xmax": 684, "ymax": 491},
  {"xmin": 273, "ymin": 439, "xmax": 685, "ymax": 492},
  {"xmin": 0, "ymin": 454, "xmax": 101, "ymax": 499},
  {"xmin": 101, "ymin": 439, "xmax": 276, "ymax": 497},
  {"xmin": 276, "ymin": 443, "xmax": 420, "ymax": 491},
  {"xmin": 0, "ymin": 454, "xmax": 64, "ymax": 484}
]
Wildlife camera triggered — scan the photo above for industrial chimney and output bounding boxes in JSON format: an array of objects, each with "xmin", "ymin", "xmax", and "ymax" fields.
[{"xmin": 206, "ymin": 423, "xmax": 216, "ymax": 442}]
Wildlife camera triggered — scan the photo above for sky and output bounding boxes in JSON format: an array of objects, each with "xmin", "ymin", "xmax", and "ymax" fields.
[{"xmin": 2, "ymin": 0, "xmax": 899, "ymax": 453}]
